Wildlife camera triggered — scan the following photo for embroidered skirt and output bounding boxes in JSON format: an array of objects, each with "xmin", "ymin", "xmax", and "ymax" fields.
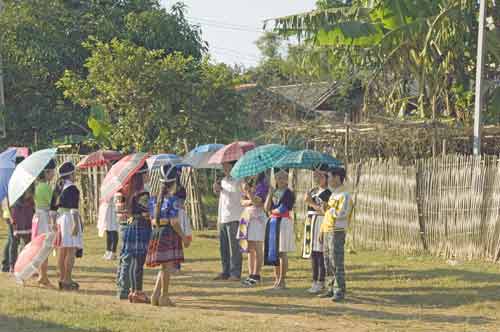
[{"xmin": 146, "ymin": 224, "xmax": 184, "ymax": 268}]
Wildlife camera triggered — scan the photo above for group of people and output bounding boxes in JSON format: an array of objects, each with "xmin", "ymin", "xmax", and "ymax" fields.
[
  {"xmin": 213, "ymin": 161, "xmax": 352, "ymax": 301},
  {"xmin": 2, "ymin": 159, "xmax": 83, "ymax": 290},
  {"xmin": 2, "ymin": 152, "xmax": 352, "ymax": 305}
]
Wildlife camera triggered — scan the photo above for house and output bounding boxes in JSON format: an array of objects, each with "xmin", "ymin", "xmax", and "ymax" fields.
[{"xmin": 236, "ymin": 81, "xmax": 362, "ymax": 131}]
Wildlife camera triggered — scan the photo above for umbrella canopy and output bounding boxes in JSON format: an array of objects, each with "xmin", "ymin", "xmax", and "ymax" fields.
[
  {"xmin": 146, "ymin": 154, "xmax": 189, "ymax": 170},
  {"xmin": 77, "ymin": 150, "xmax": 123, "ymax": 169},
  {"xmin": 230, "ymin": 144, "xmax": 290, "ymax": 179},
  {"xmin": 273, "ymin": 149, "xmax": 342, "ymax": 170},
  {"xmin": 14, "ymin": 232, "xmax": 56, "ymax": 283},
  {"xmin": 183, "ymin": 144, "xmax": 224, "ymax": 169},
  {"xmin": 0, "ymin": 148, "xmax": 17, "ymax": 202},
  {"xmin": 100, "ymin": 153, "xmax": 149, "ymax": 203},
  {"xmin": 208, "ymin": 141, "xmax": 256, "ymax": 165},
  {"xmin": 8, "ymin": 148, "xmax": 57, "ymax": 206}
]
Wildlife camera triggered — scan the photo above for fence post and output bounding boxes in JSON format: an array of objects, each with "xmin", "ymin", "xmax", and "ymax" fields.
[{"xmin": 415, "ymin": 161, "xmax": 429, "ymax": 251}]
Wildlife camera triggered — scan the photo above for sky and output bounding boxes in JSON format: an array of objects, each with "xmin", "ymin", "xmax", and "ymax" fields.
[{"xmin": 160, "ymin": 0, "xmax": 317, "ymax": 68}]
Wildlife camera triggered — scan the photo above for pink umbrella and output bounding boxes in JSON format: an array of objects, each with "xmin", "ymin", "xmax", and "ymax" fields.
[
  {"xmin": 100, "ymin": 153, "xmax": 149, "ymax": 203},
  {"xmin": 208, "ymin": 141, "xmax": 256, "ymax": 165},
  {"xmin": 77, "ymin": 150, "xmax": 123, "ymax": 169},
  {"xmin": 14, "ymin": 232, "xmax": 56, "ymax": 283}
]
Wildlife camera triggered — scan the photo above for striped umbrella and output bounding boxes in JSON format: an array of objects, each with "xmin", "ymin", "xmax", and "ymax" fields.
[
  {"xmin": 100, "ymin": 153, "xmax": 149, "ymax": 203},
  {"xmin": 77, "ymin": 150, "xmax": 122, "ymax": 169},
  {"xmin": 273, "ymin": 149, "xmax": 342, "ymax": 170},
  {"xmin": 14, "ymin": 232, "xmax": 56, "ymax": 283},
  {"xmin": 230, "ymin": 144, "xmax": 290, "ymax": 179},
  {"xmin": 208, "ymin": 141, "xmax": 256, "ymax": 165},
  {"xmin": 8, "ymin": 148, "xmax": 57, "ymax": 206},
  {"xmin": 183, "ymin": 144, "xmax": 224, "ymax": 169}
]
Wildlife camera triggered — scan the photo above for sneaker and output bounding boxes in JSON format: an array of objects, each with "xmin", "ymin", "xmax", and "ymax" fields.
[
  {"xmin": 213, "ymin": 273, "xmax": 229, "ymax": 281},
  {"xmin": 308, "ymin": 282, "xmax": 322, "ymax": 294},
  {"xmin": 332, "ymin": 290, "xmax": 345, "ymax": 302},
  {"xmin": 319, "ymin": 290, "xmax": 334, "ymax": 298}
]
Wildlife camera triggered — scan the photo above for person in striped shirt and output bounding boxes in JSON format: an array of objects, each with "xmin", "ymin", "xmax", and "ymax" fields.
[{"xmin": 319, "ymin": 166, "xmax": 353, "ymax": 302}]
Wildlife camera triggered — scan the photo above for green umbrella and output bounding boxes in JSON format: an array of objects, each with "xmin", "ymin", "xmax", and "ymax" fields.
[
  {"xmin": 230, "ymin": 144, "xmax": 290, "ymax": 179},
  {"xmin": 273, "ymin": 149, "xmax": 341, "ymax": 170}
]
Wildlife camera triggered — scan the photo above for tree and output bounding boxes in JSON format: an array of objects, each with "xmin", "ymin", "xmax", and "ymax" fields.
[
  {"xmin": 267, "ymin": 0, "xmax": 500, "ymax": 122},
  {"xmin": 0, "ymin": 0, "xmax": 205, "ymax": 148},
  {"xmin": 57, "ymin": 39, "xmax": 246, "ymax": 153}
]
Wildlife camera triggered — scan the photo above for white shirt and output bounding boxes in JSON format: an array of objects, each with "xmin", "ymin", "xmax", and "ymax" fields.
[{"xmin": 217, "ymin": 176, "xmax": 244, "ymax": 224}]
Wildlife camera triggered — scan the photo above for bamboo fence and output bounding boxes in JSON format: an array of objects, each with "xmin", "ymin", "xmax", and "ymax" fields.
[{"xmin": 291, "ymin": 154, "xmax": 500, "ymax": 261}]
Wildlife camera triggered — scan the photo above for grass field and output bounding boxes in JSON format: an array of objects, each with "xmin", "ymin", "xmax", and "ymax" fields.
[{"xmin": 1, "ymin": 223, "xmax": 500, "ymax": 332}]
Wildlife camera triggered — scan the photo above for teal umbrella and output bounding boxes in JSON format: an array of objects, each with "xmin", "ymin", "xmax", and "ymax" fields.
[
  {"xmin": 230, "ymin": 144, "xmax": 290, "ymax": 179},
  {"xmin": 273, "ymin": 149, "xmax": 342, "ymax": 170},
  {"xmin": 8, "ymin": 148, "xmax": 57, "ymax": 206}
]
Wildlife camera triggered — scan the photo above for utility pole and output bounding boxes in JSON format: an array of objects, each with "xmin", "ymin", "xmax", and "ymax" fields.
[
  {"xmin": 0, "ymin": 0, "xmax": 6, "ymax": 138},
  {"xmin": 473, "ymin": 0, "xmax": 487, "ymax": 155}
]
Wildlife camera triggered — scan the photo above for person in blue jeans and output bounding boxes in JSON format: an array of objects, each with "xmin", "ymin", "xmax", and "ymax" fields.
[{"xmin": 115, "ymin": 164, "xmax": 152, "ymax": 303}]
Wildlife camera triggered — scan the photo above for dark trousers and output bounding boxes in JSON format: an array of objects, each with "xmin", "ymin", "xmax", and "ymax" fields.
[
  {"xmin": 9, "ymin": 233, "xmax": 31, "ymax": 269},
  {"xmin": 311, "ymin": 251, "xmax": 325, "ymax": 282},
  {"xmin": 1, "ymin": 223, "xmax": 14, "ymax": 272},
  {"xmin": 106, "ymin": 230, "xmax": 118, "ymax": 253},
  {"xmin": 219, "ymin": 221, "xmax": 242, "ymax": 278},
  {"xmin": 117, "ymin": 253, "xmax": 146, "ymax": 296},
  {"xmin": 324, "ymin": 231, "xmax": 346, "ymax": 292}
]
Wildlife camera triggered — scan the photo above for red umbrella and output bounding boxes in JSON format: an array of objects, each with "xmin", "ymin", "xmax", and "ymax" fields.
[
  {"xmin": 77, "ymin": 150, "xmax": 123, "ymax": 169},
  {"xmin": 100, "ymin": 153, "xmax": 149, "ymax": 203},
  {"xmin": 14, "ymin": 232, "xmax": 56, "ymax": 283},
  {"xmin": 208, "ymin": 141, "xmax": 256, "ymax": 165}
]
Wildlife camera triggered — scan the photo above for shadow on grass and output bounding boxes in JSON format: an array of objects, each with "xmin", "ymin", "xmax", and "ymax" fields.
[
  {"xmin": 182, "ymin": 298, "xmax": 492, "ymax": 325},
  {"xmin": 0, "ymin": 314, "xmax": 111, "ymax": 332}
]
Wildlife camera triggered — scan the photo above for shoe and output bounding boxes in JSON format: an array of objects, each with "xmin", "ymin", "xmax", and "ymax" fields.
[
  {"xmin": 319, "ymin": 290, "xmax": 334, "ymax": 298},
  {"xmin": 213, "ymin": 273, "xmax": 229, "ymax": 281},
  {"xmin": 129, "ymin": 291, "xmax": 150, "ymax": 304},
  {"xmin": 228, "ymin": 276, "xmax": 241, "ymax": 282},
  {"xmin": 332, "ymin": 290, "xmax": 345, "ymax": 302},
  {"xmin": 307, "ymin": 282, "xmax": 318, "ymax": 294}
]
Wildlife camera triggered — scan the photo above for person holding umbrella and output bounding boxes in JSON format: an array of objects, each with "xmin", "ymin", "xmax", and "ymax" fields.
[
  {"xmin": 115, "ymin": 162, "xmax": 152, "ymax": 303},
  {"xmin": 212, "ymin": 160, "xmax": 244, "ymax": 282},
  {"xmin": 146, "ymin": 163, "xmax": 191, "ymax": 307},
  {"xmin": 32, "ymin": 159, "xmax": 57, "ymax": 287},
  {"xmin": 52, "ymin": 162, "xmax": 82, "ymax": 291}
]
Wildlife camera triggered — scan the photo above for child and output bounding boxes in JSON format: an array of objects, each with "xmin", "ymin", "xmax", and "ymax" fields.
[
  {"xmin": 239, "ymin": 173, "xmax": 268, "ymax": 287},
  {"xmin": 146, "ymin": 163, "xmax": 191, "ymax": 307},
  {"xmin": 303, "ymin": 164, "xmax": 331, "ymax": 294},
  {"xmin": 264, "ymin": 168, "xmax": 296, "ymax": 289},
  {"xmin": 53, "ymin": 162, "xmax": 82, "ymax": 291},
  {"xmin": 115, "ymin": 163, "xmax": 152, "ymax": 303},
  {"xmin": 32, "ymin": 159, "xmax": 57, "ymax": 288},
  {"xmin": 320, "ymin": 166, "xmax": 353, "ymax": 302}
]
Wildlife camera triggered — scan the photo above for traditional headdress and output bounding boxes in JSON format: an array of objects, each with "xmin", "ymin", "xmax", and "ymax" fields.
[{"xmin": 58, "ymin": 161, "xmax": 75, "ymax": 177}]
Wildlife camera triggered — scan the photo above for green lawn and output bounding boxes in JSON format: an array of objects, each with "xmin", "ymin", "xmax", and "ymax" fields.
[{"xmin": 0, "ymin": 223, "xmax": 499, "ymax": 332}]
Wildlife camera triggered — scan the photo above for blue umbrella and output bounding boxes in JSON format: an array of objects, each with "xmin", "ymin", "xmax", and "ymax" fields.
[
  {"xmin": 8, "ymin": 148, "xmax": 57, "ymax": 206},
  {"xmin": 183, "ymin": 144, "xmax": 224, "ymax": 169},
  {"xmin": 146, "ymin": 154, "xmax": 190, "ymax": 170},
  {"xmin": 0, "ymin": 148, "xmax": 17, "ymax": 202}
]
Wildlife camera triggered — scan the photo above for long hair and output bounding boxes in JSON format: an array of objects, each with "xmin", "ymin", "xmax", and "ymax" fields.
[
  {"xmin": 126, "ymin": 172, "xmax": 145, "ymax": 212},
  {"xmin": 154, "ymin": 180, "xmax": 176, "ymax": 220}
]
